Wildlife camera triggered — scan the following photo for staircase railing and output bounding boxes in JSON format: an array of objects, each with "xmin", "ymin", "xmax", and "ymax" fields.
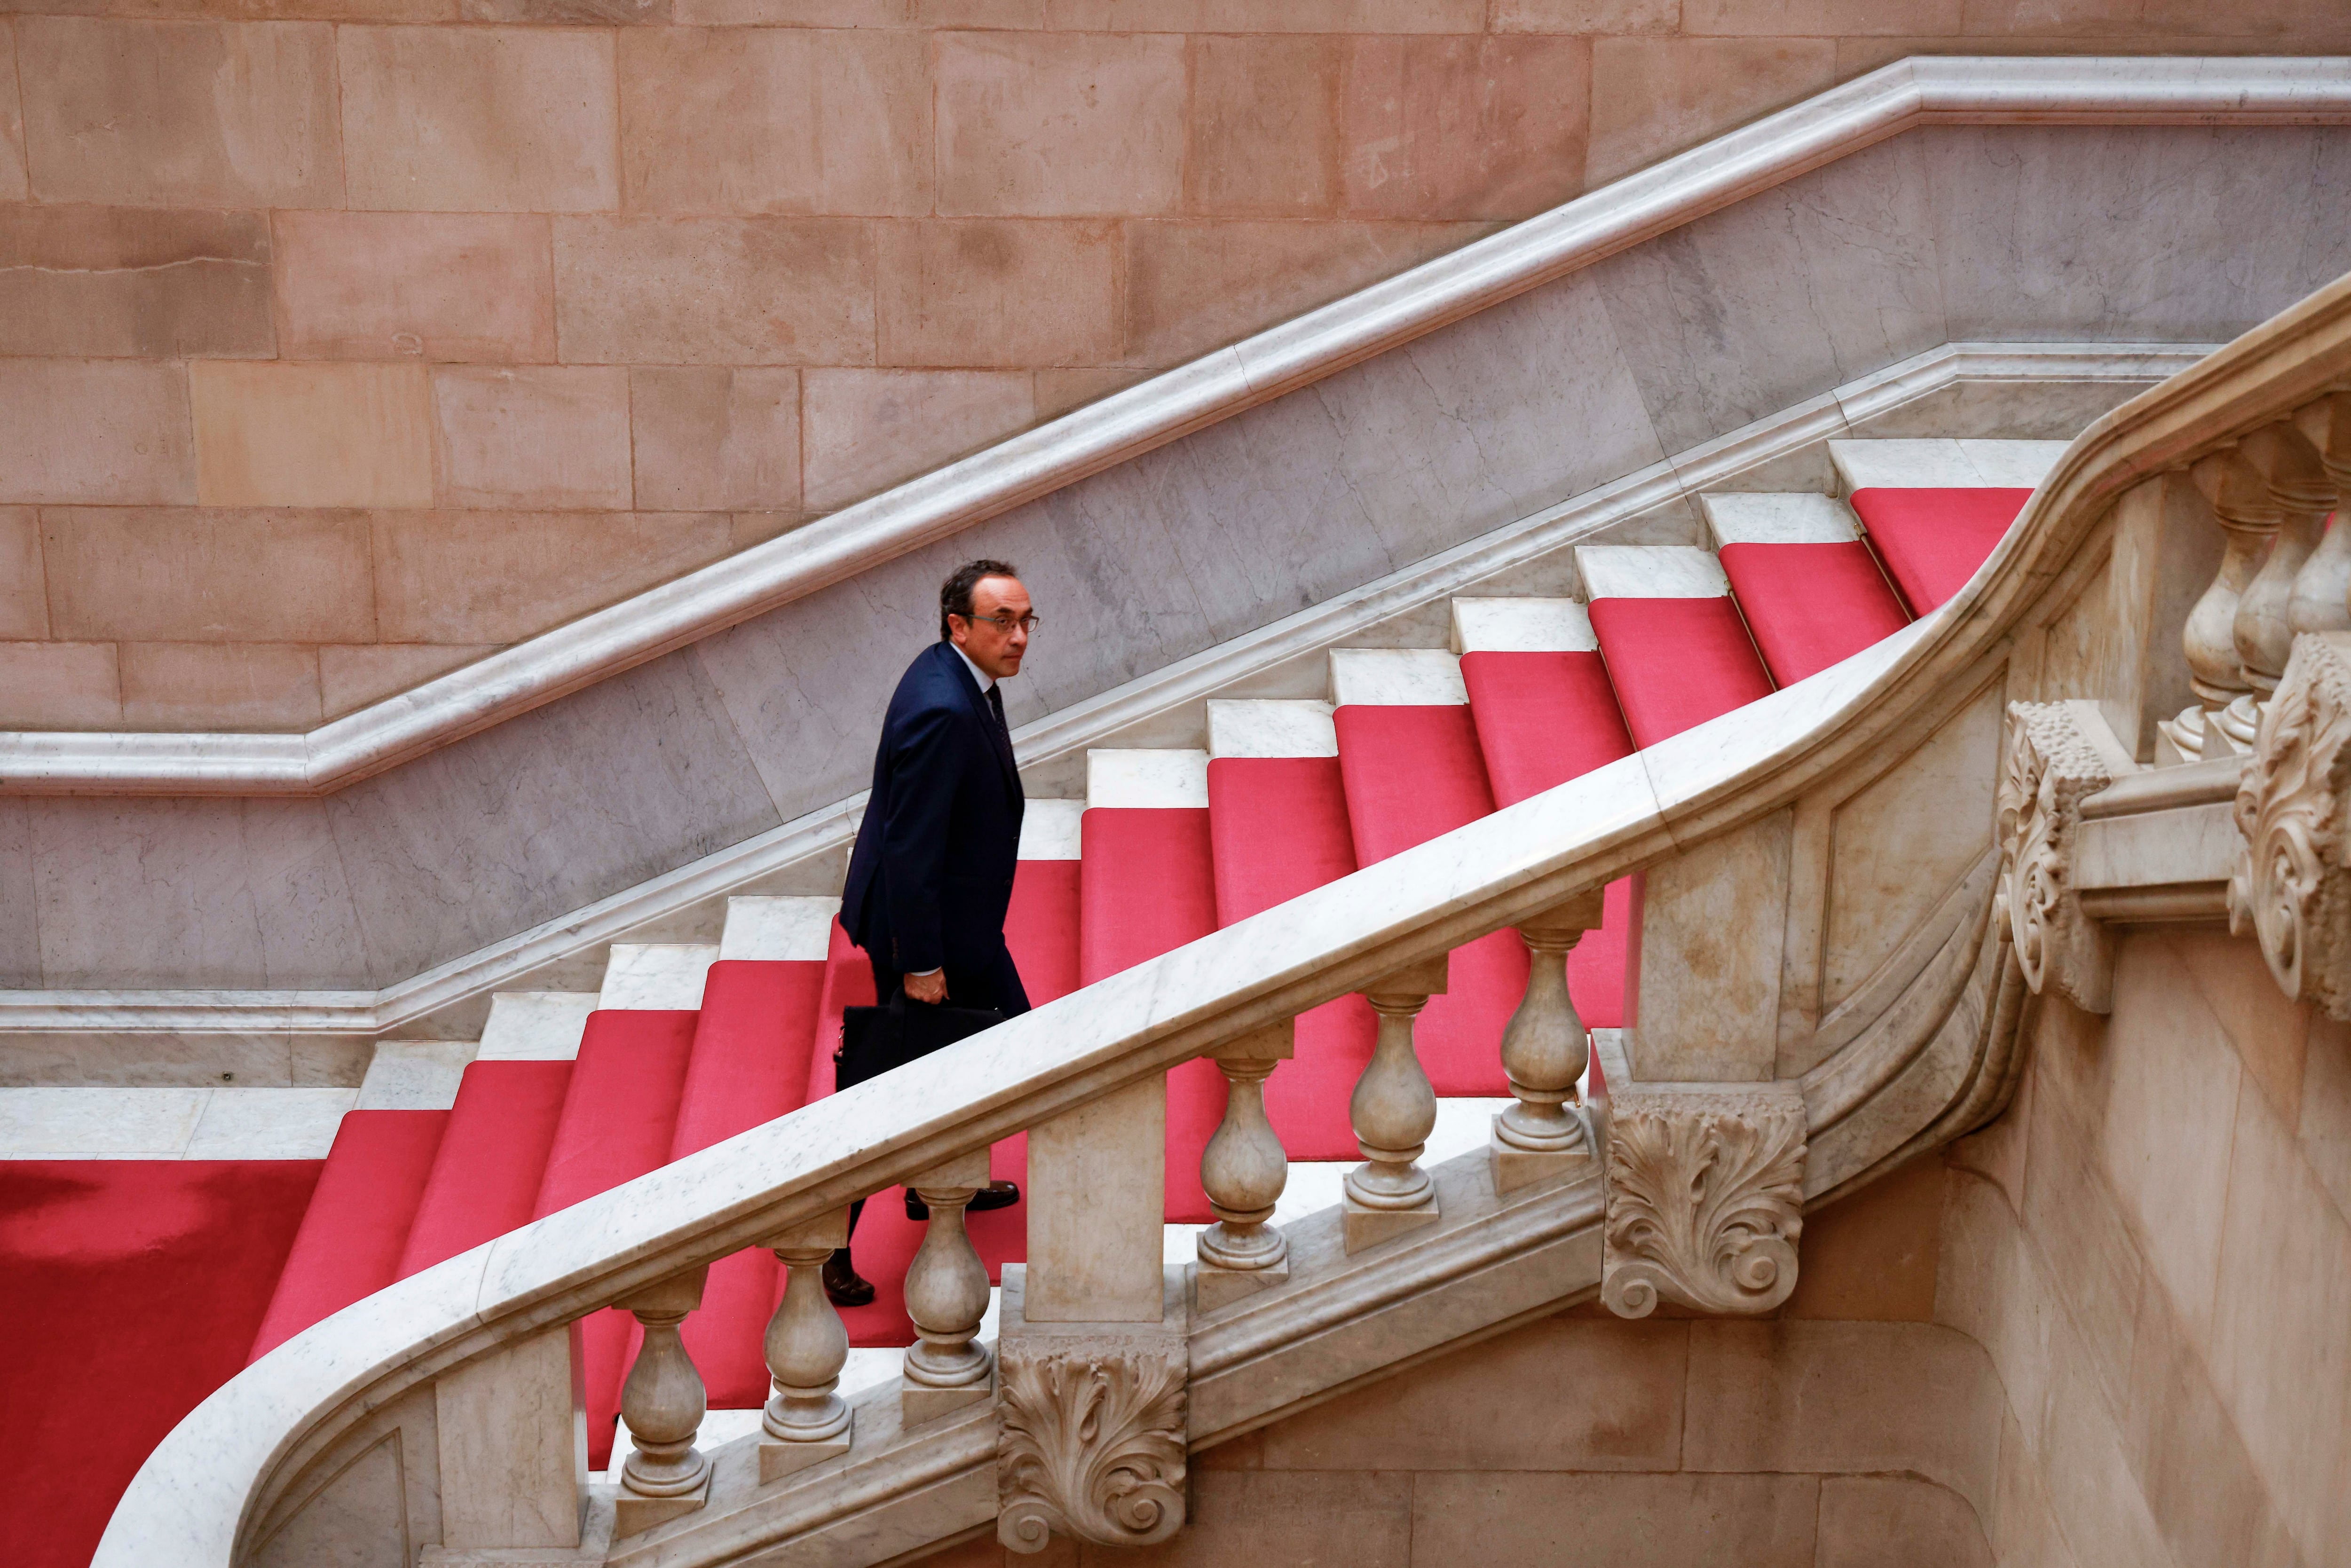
[{"xmin": 97, "ymin": 271, "xmax": 2351, "ymax": 1568}]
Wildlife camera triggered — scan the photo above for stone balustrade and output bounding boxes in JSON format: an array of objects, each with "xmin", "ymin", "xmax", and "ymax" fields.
[{"xmin": 2163, "ymin": 393, "xmax": 2351, "ymax": 761}]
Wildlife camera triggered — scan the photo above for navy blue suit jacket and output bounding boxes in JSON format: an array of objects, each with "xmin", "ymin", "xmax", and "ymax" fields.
[{"xmin": 842, "ymin": 640, "xmax": 1025, "ymax": 977}]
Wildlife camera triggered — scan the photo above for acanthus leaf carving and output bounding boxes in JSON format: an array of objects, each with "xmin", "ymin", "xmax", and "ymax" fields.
[
  {"xmin": 1995, "ymin": 701, "xmax": 2116, "ymax": 1013},
  {"xmin": 996, "ymin": 1336, "xmax": 1187, "ymax": 1552},
  {"xmin": 1602, "ymin": 1085, "xmax": 1806, "ymax": 1318},
  {"xmin": 2230, "ymin": 630, "xmax": 2351, "ymax": 1018}
]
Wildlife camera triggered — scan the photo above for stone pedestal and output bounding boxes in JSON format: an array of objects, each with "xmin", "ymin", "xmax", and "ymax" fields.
[
  {"xmin": 995, "ymin": 1264, "xmax": 1188, "ymax": 1555},
  {"xmin": 1489, "ymin": 1116, "xmax": 1596, "ymax": 1197}
]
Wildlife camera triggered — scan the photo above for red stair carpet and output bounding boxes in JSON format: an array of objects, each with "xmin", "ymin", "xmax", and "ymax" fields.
[
  {"xmin": 1, "ymin": 1161, "xmax": 320, "ymax": 1568},
  {"xmin": 1847, "ymin": 488, "xmax": 2034, "ymax": 615}
]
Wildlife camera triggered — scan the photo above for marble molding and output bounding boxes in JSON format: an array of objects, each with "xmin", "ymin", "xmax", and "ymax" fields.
[
  {"xmin": 7, "ymin": 60, "xmax": 2348, "ymax": 799},
  {"xmin": 1601, "ymin": 1084, "xmax": 1807, "ymax": 1319},
  {"xmin": 1996, "ymin": 701, "xmax": 2127, "ymax": 1015},
  {"xmin": 95, "ymin": 272, "xmax": 2351, "ymax": 1568},
  {"xmin": 995, "ymin": 1266, "xmax": 1188, "ymax": 1554},
  {"xmin": 2231, "ymin": 632, "xmax": 2351, "ymax": 1018}
]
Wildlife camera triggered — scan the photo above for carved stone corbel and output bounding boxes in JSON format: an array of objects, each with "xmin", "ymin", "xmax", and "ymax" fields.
[
  {"xmin": 1601, "ymin": 1083, "xmax": 1806, "ymax": 1318},
  {"xmin": 1996, "ymin": 701, "xmax": 2117, "ymax": 1013},
  {"xmin": 2230, "ymin": 631, "xmax": 2351, "ymax": 1017},
  {"xmin": 995, "ymin": 1266, "xmax": 1187, "ymax": 1553}
]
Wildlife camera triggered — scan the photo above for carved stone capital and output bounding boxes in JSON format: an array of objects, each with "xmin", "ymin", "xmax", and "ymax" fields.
[
  {"xmin": 2231, "ymin": 631, "xmax": 2351, "ymax": 1018},
  {"xmin": 1996, "ymin": 701, "xmax": 2117, "ymax": 1013},
  {"xmin": 1602, "ymin": 1084, "xmax": 1806, "ymax": 1319},
  {"xmin": 995, "ymin": 1266, "xmax": 1188, "ymax": 1554}
]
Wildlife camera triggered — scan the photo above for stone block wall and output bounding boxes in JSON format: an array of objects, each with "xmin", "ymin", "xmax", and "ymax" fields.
[
  {"xmin": 921, "ymin": 1158, "xmax": 2004, "ymax": 1567},
  {"xmin": 4, "ymin": 6, "xmax": 2350, "ymax": 733},
  {"xmin": 1936, "ymin": 929, "xmax": 2351, "ymax": 1568}
]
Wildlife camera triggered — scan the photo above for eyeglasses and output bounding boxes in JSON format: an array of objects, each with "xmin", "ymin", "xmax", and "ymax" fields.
[{"xmin": 957, "ymin": 612, "xmax": 1041, "ymax": 633}]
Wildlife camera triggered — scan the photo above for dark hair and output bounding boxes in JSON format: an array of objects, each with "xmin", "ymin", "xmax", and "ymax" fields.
[{"xmin": 940, "ymin": 559, "xmax": 1020, "ymax": 640}]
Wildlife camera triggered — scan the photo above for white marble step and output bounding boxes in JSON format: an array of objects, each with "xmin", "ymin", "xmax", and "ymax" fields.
[
  {"xmin": 1088, "ymin": 748, "xmax": 1209, "ymax": 808},
  {"xmin": 1328, "ymin": 646, "xmax": 1466, "ymax": 706},
  {"xmin": 1449, "ymin": 596, "xmax": 1596, "ymax": 654},
  {"xmin": 1700, "ymin": 491, "xmax": 1860, "ymax": 547},
  {"xmin": 718, "ymin": 896, "xmax": 839, "ymax": 961},
  {"xmin": 1574, "ymin": 543, "xmax": 1731, "ymax": 599},
  {"xmin": 1208, "ymin": 698, "xmax": 1337, "ymax": 759},
  {"xmin": 477, "ymin": 991, "xmax": 600, "ymax": 1061},
  {"xmin": 599, "ymin": 944, "xmax": 720, "ymax": 1009},
  {"xmin": 1828, "ymin": 437, "xmax": 2068, "ymax": 494},
  {"xmin": 356, "ymin": 1040, "xmax": 476, "ymax": 1110},
  {"xmin": 0, "ymin": 1086, "xmax": 358, "ymax": 1159},
  {"xmin": 1017, "ymin": 798, "xmax": 1084, "ymax": 859}
]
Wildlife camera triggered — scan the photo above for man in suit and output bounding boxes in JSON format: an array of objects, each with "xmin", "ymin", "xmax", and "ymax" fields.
[{"xmin": 827, "ymin": 559, "xmax": 1034, "ymax": 1305}]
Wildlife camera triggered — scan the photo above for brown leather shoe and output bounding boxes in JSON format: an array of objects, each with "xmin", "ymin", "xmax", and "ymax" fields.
[
  {"xmin": 823, "ymin": 1248, "xmax": 875, "ymax": 1308},
  {"xmin": 904, "ymin": 1180, "xmax": 1020, "ymax": 1222}
]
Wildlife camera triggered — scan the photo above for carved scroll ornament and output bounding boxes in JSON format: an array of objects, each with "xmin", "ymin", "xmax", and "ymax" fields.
[
  {"xmin": 997, "ymin": 1338, "xmax": 1187, "ymax": 1552},
  {"xmin": 1602, "ymin": 1086, "xmax": 1806, "ymax": 1318},
  {"xmin": 2230, "ymin": 631, "xmax": 2351, "ymax": 1018},
  {"xmin": 1995, "ymin": 702, "xmax": 2116, "ymax": 1013}
]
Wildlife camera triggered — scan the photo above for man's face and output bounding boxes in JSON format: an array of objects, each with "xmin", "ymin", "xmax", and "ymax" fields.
[{"xmin": 949, "ymin": 575, "xmax": 1033, "ymax": 681}]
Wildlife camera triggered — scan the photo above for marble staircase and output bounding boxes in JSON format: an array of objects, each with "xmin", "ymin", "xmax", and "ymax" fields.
[{"xmin": 7, "ymin": 434, "xmax": 2067, "ymax": 1501}]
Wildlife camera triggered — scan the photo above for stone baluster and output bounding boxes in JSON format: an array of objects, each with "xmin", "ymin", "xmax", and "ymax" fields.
[
  {"xmin": 759, "ymin": 1208, "xmax": 853, "ymax": 1483},
  {"xmin": 2242, "ymin": 420, "xmax": 2342, "ymax": 642},
  {"xmin": 2170, "ymin": 448, "xmax": 2280, "ymax": 756},
  {"xmin": 1341, "ymin": 953, "xmax": 1449, "ymax": 1253},
  {"xmin": 1491, "ymin": 890, "xmax": 1606, "ymax": 1195},
  {"xmin": 900, "ymin": 1149, "xmax": 995, "ymax": 1424},
  {"xmin": 1194, "ymin": 1020, "xmax": 1294, "ymax": 1311},
  {"xmin": 2292, "ymin": 393, "xmax": 2351, "ymax": 625},
  {"xmin": 614, "ymin": 1265, "xmax": 713, "ymax": 1536}
]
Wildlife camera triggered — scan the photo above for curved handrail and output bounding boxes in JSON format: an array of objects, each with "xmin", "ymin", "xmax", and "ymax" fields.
[
  {"xmin": 93, "ymin": 269, "xmax": 2351, "ymax": 1567},
  {"xmin": 9, "ymin": 54, "xmax": 2350, "ymax": 797}
]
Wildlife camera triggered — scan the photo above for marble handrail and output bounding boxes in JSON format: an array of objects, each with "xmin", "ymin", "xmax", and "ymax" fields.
[
  {"xmin": 93, "ymin": 268, "xmax": 2351, "ymax": 1568},
  {"xmin": 8, "ymin": 54, "xmax": 2350, "ymax": 797}
]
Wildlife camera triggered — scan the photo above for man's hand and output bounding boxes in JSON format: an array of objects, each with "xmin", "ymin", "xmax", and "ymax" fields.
[{"xmin": 904, "ymin": 969, "xmax": 948, "ymax": 1004}]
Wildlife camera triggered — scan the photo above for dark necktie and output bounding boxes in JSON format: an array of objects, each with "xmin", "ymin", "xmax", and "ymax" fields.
[{"xmin": 986, "ymin": 684, "xmax": 1009, "ymax": 739}]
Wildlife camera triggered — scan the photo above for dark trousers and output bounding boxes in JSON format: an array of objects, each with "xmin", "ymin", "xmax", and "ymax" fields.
[{"xmin": 843, "ymin": 942, "xmax": 1029, "ymax": 1252}]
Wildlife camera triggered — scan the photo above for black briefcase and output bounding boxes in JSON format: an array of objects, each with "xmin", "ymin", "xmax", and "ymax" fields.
[{"xmin": 835, "ymin": 992, "xmax": 1005, "ymax": 1092}]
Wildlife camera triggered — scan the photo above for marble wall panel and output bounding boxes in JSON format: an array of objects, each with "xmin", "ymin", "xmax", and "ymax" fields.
[
  {"xmin": 370, "ymin": 510, "xmax": 737, "ymax": 644},
  {"xmin": 1589, "ymin": 133, "xmax": 1946, "ymax": 454},
  {"xmin": 26, "ymin": 798, "xmax": 270, "ymax": 988},
  {"xmin": 323, "ymin": 650, "xmax": 781, "ymax": 983},
  {"xmin": 14, "ymin": 18, "xmax": 343, "ymax": 209},
  {"xmin": 618, "ymin": 28, "xmax": 930, "ymax": 217},
  {"xmin": 274, "ymin": 213, "xmax": 556, "ymax": 364},
  {"xmin": 875, "ymin": 219, "xmax": 1118, "ymax": 368},
  {"xmin": 2208, "ymin": 1072, "xmax": 2351, "ymax": 1564},
  {"xmin": 42, "ymin": 508, "xmax": 376, "ymax": 644},
  {"xmin": 2300, "ymin": 1015, "xmax": 2351, "ymax": 1228},
  {"xmin": 430, "ymin": 366, "xmax": 634, "ymax": 511},
  {"xmin": 0, "ymin": 512, "xmax": 45, "ymax": 637},
  {"xmin": 0, "ymin": 642, "xmax": 120, "ymax": 729},
  {"xmin": 0, "ymin": 25, "xmax": 24, "ymax": 204},
  {"xmin": 337, "ymin": 27, "xmax": 619, "ymax": 213},
  {"xmin": 1253, "ymin": 1316, "xmax": 1687, "ymax": 1471},
  {"xmin": 1813, "ymin": 1477, "xmax": 1991, "ymax": 1568},
  {"xmin": 1411, "ymin": 1471, "xmax": 1820, "ymax": 1568},
  {"xmin": 119, "ymin": 643, "xmax": 324, "ymax": 731},
  {"xmin": 0, "ymin": 206, "xmax": 274, "ymax": 360},
  {"xmin": 1929, "ymin": 126, "xmax": 2351, "ymax": 344},
  {"xmin": 1185, "ymin": 34, "xmax": 1341, "ymax": 217},
  {"xmin": 629, "ymin": 368, "xmax": 802, "ymax": 512},
  {"xmin": 0, "ymin": 799, "xmax": 38, "ymax": 988},
  {"xmin": 553, "ymin": 216, "xmax": 875, "ymax": 365},
  {"xmin": 933, "ymin": 31, "xmax": 1185, "ymax": 218},
  {"xmin": 1337, "ymin": 34, "xmax": 1591, "ymax": 221},
  {"xmin": 1819, "ymin": 679, "xmax": 2000, "ymax": 1012},
  {"xmin": 0, "ymin": 360, "xmax": 196, "ymax": 506}
]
